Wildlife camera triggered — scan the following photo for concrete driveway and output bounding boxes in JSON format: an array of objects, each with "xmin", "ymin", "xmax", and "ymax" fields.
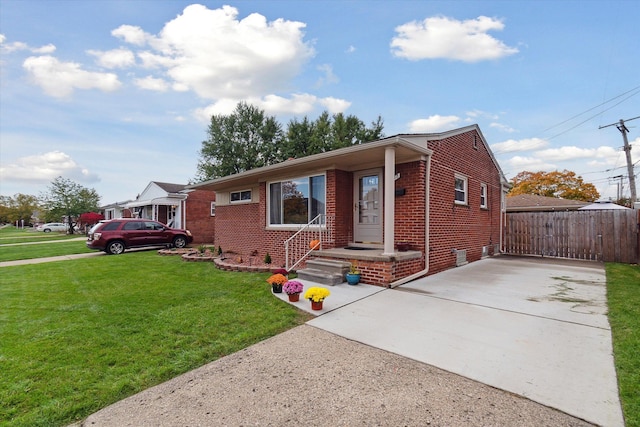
[{"xmin": 307, "ymin": 256, "xmax": 624, "ymax": 427}]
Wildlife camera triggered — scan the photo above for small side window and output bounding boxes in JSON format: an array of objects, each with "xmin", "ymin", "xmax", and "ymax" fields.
[
  {"xmin": 230, "ymin": 190, "xmax": 252, "ymax": 203},
  {"xmin": 211, "ymin": 202, "xmax": 216, "ymax": 216},
  {"xmin": 454, "ymin": 174, "xmax": 468, "ymax": 205},
  {"xmin": 480, "ymin": 183, "xmax": 488, "ymax": 208}
]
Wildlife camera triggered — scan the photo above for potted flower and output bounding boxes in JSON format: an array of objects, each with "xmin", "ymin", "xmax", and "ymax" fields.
[
  {"xmin": 267, "ymin": 273, "xmax": 287, "ymax": 293},
  {"xmin": 345, "ymin": 260, "xmax": 360, "ymax": 285},
  {"xmin": 303, "ymin": 286, "xmax": 331, "ymax": 310},
  {"xmin": 282, "ymin": 280, "xmax": 304, "ymax": 302},
  {"xmin": 271, "ymin": 268, "xmax": 288, "ymax": 276}
]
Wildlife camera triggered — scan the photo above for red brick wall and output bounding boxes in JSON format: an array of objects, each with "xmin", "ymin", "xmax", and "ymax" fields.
[
  {"xmin": 394, "ymin": 161, "xmax": 427, "ymax": 267},
  {"xmin": 427, "ymin": 129, "xmax": 503, "ymax": 275},
  {"xmin": 185, "ymin": 190, "xmax": 216, "ymax": 244},
  {"xmin": 332, "ymin": 170, "xmax": 353, "ymax": 247}
]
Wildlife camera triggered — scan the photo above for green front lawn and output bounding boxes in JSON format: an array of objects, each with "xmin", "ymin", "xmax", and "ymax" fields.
[
  {"xmin": 0, "ymin": 252, "xmax": 309, "ymax": 426},
  {"xmin": 606, "ymin": 262, "xmax": 640, "ymax": 427},
  {"xmin": 0, "ymin": 241, "xmax": 95, "ymax": 262}
]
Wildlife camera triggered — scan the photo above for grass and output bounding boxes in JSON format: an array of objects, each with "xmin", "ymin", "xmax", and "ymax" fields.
[
  {"xmin": 0, "ymin": 241, "xmax": 95, "ymax": 262},
  {"xmin": 2, "ymin": 229, "xmax": 637, "ymax": 426},
  {"xmin": 0, "ymin": 226, "xmax": 81, "ymax": 245},
  {"xmin": 0, "ymin": 252, "xmax": 310, "ymax": 426},
  {"xmin": 606, "ymin": 262, "xmax": 640, "ymax": 427}
]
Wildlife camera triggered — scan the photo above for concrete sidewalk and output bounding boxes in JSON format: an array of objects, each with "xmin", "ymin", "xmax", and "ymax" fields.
[
  {"xmin": 0, "ymin": 251, "xmax": 104, "ymax": 267},
  {"xmin": 307, "ymin": 256, "xmax": 624, "ymax": 427},
  {"xmin": 81, "ymin": 255, "xmax": 618, "ymax": 427}
]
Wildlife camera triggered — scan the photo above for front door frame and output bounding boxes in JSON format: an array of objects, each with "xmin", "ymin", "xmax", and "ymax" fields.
[{"xmin": 353, "ymin": 168, "xmax": 383, "ymax": 244}]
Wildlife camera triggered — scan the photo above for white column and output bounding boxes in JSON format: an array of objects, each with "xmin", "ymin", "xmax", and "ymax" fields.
[{"xmin": 383, "ymin": 146, "xmax": 396, "ymax": 255}]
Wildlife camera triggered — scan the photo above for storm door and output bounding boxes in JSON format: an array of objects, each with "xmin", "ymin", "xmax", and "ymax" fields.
[{"xmin": 353, "ymin": 170, "xmax": 383, "ymax": 243}]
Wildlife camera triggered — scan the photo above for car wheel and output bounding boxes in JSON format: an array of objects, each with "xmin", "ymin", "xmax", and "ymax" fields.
[
  {"xmin": 173, "ymin": 236, "xmax": 187, "ymax": 248},
  {"xmin": 43, "ymin": 229, "xmax": 51, "ymax": 233},
  {"xmin": 106, "ymin": 240, "xmax": 125, "ymax": 255}
]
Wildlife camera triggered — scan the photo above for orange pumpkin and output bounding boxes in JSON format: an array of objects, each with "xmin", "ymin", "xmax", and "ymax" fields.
[{"xmin": 309, "ymin": 239, "xmax": 320, "ymax": 250}]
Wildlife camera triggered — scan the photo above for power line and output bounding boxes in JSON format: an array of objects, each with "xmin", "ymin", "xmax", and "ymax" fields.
[
  {"xmin": 540, "ymin": 85, "xmax": 640, "ymax": 134},
  {"xmin": 545, "ymin": 90, "xmax": 640, "ymax": 140}
]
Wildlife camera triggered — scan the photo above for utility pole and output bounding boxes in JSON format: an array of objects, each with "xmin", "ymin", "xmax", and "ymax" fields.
[
  {"xmin": 611, "ymin": 174, "xmax": 624, "ymax": 200},
  {"xmin": 600, "ymin": 116, "xmax": 639, "ymax": 202}
]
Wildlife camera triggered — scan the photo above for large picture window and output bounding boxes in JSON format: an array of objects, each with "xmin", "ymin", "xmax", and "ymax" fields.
[{"xmin": 269, "ymin": 175, "xmax": 325, "ymax": 225}]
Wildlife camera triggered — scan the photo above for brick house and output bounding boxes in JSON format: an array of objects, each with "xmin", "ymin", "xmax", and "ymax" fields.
[
  {"xmin": 107, "ymin": 181, "xmax": 215, "ymax": 244},
  {"xmin": 190, "ymin": 125, "xmax": 508, "ymax": 286}
]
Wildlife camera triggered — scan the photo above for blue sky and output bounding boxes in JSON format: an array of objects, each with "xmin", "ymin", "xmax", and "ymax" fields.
[{"xmin": 1, "ymin": 0, "xmax": 638, "ymax": 204}]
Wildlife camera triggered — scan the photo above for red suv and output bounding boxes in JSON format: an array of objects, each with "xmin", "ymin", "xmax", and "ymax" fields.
[{"xmin": 86, "ymin": 219, "xmax": 193, "ymax": 254}]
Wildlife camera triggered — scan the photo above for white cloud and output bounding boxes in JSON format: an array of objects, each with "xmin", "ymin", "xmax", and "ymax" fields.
[
  {"xmin": 316, "ymin": 64, "xmax": 339, "ymax": 86},
  {"xmin": 466, "ymin": 109, "xmax": 499, "ymax": 120},
  {"xmin": 116, "ymin": 4, "xmax": 314, "ymax": 100},
  {"xmin": 112, "ymin": 24, "xmax": 149, "ymax": 46},
  {"xmin": 491, "ymin": 138, "xmax": 548, "ymax": 153},
  {"xmin": 409, "ymin": 115, "xmax": 461, "ymax": 132},
  {"xmin": 87, "ymin": 48, "xmax": 135, "ymax": 68},
  {"xmin": 22, "ymin": 55, "xmax": 121, "ymax": 98},
  {"xmin": 0, "ymin": 151, "xmax": 99, "ymax": 184},
  {"xmin": 536, "ymin": 145, "xmax": 619, "ymax": 162},
  {"xmin": 504, "ymin": 155, "xmax": 556, "ymax": 172},
  {"xmin": 193, "ymin": 93, "xmax": 351, "ymax": 120},
  {"xmin": 346, "ymin": 45, "xmax": 356, "ymax": 53},
  {"xmin": 391, "ymin": 15, "xmax": 518, "ymax": 62},
  {"xmin": 134, "ymin": 75, "xmax": 169, "ymax": 91},
  {"xmin": 318, "ymin": 97, "xmax": 351, "ymax": 114},
  {"xmin": 0, "ymin": 35, "xmax": 55, "ymax": 54},
  {"xmin": 489, "ymin": 122, "xmax": 515, "ymax": 133}
]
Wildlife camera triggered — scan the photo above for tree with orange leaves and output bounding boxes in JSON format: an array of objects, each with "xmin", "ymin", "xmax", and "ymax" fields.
[{"xmin": 508, "ymin": 170, "xmax": 600, "ymax": 201}]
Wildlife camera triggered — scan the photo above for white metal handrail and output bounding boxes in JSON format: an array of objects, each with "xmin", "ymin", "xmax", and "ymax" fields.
[{"xmin": 285, "ymin": 214, "xmax": 334, "ymax": 271}]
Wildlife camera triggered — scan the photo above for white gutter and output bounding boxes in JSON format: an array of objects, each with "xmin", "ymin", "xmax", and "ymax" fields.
[{"xmin": 389, "ymin": 154, "xmax": 431, "ymax": 288}]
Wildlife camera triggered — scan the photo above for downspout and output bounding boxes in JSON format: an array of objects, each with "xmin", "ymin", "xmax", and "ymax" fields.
[
  {"xmin": 500, "ymin": 185, "xmax": 507, "ymax": 253},
  {"xmin": 389, "ymin": 154, "xmax": 431, "ymax": 288}
]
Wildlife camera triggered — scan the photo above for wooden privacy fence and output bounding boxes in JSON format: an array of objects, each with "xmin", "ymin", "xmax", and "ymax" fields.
[{"xmin": 504, "ymin": 210, "xmax": 639, "ymax": 263}]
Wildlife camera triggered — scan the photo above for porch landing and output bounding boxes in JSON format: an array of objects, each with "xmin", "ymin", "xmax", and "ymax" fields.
[
  {"xmin": 307, "ymin": 247, "xmax": 424, "ymax": 287},
  {"xmin": 312, "ymin": 247, "xmax": 422, "ymax": 262}
]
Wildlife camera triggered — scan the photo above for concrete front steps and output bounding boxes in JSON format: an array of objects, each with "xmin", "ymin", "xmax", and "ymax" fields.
[{"xmin": 296, "ymin": 259, "xmax": 351, "ymax": 286}]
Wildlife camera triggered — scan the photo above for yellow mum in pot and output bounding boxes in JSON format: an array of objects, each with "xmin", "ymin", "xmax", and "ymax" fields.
[{"xmin": 304, "ymin": 286, "xmax": 330, "ymax": 302}]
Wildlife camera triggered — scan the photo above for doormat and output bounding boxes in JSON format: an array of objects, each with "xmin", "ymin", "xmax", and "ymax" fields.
[{"xmin": 344, "ymin": 246, "xmax": 376, "ymax": 250}]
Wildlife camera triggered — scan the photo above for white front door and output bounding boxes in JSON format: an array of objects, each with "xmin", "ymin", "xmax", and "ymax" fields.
[{"xmin": 353, "ymin": 169, "xmax": 383, "ymax": 243}]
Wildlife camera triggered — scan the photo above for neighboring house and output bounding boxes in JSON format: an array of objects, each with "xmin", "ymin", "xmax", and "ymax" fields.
[
  {"xmin": 101, "ymin": 200, "xmax": 134, "ymax": 219},
  {"xmin": 506, "ymin": 194, "xmax": 588, "ymax": 212},
  {"xmin": 190, "ymin": 124, "xmax": 508, "ymax": 287},
  {"xmin": 102, "ymin": 181, "xmax": 216, "ymax": 244},
  {"xmin": 125, "ymin": 182, "xmax": 188, "ymax": 226},
  {"xmin": 578, "ymin": 200, "xmax": 631, "ymax": 210}
]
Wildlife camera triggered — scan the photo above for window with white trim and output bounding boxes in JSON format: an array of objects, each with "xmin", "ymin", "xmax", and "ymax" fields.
[
  {"xmin": 210, "ymin": 202, "xmax": 216, "ymax": 216},
  {"xmin": 480, "ymin": 183, "xmax": 488, "ymax": 208},
  {"xmin": 230, "ymin": 190, "xmax": 252, "ymax": 203},
  {"xmin": 269, "ymin": 175, "xmax": 325, "ymax": 225},
  {"xmin": 454, "ymin": 174, "xmax": 468, "ymax": 205}
]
